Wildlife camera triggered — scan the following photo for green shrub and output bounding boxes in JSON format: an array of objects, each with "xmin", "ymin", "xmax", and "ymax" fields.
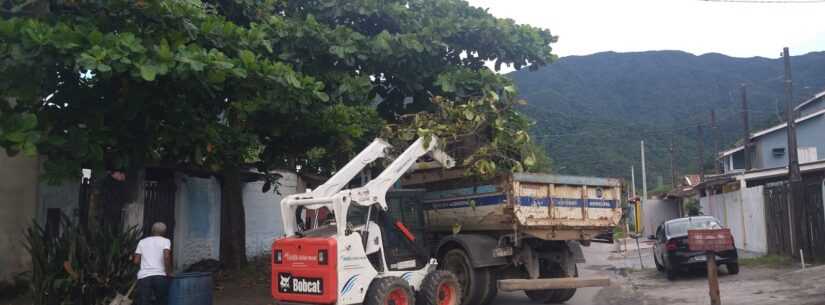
[{"xmin": 24, "ymin": 216, "xmax": 141, "ymax": 305}]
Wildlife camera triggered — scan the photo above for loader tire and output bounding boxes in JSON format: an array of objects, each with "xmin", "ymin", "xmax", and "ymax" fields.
[
  {"xmin": 524, "ymin": 262, "xmax": 578, "ymax": 304},
  {"xmin": 416, "ymin": 270, "xmax": 462, "ymax": 305},
  {"xmin": 439, "ymin": 249, "xmax": 494, "ymax": 305},
  {"xmin": 365, "ymin": 276, "xmax": 415, "ymax": 305}
]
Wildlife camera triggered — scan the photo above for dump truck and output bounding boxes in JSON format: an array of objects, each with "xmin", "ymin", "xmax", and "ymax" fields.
[{"xmin": 394, "ymin": 171, "xmax": 622, "ymax": 304}]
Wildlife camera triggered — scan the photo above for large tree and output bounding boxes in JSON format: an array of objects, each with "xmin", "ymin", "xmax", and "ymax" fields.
[{"xmin": 1, "ymin": 0, "xmax": 555, "ymax": 269}]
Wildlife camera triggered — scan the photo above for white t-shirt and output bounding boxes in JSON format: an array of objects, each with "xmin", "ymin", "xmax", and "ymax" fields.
[{"xmin": 135, "ymin": 236, "xmax": 171, "ymax": 279}]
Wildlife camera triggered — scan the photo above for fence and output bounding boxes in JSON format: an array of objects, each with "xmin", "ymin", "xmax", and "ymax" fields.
[
  {"xmin": 762, "ymin": 177, "xmax": 825, "ymax": 260},
  {"xmin": 700, "ymin": 186, "xmax": 767, "ymax": 255}
]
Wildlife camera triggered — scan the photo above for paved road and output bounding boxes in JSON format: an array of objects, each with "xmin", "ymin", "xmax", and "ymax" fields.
[{"xmin": 491, "ymin": 242, "xmax": 615, "ymax": 305}]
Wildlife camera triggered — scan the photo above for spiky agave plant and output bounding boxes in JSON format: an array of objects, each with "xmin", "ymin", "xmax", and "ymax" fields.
[{"xmin": 24, "ymin": 215, "xmax": 141, "ymax": 305}]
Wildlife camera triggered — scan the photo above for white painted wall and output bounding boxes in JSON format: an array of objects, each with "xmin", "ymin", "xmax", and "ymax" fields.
[
  {"xmin": 243, "ymin": 171, "xmax": 303, "ymax": 258},
  {"xmin": 700, "ymin": 186, "xmax": 767, "ymax": 254},
  {"xmin": 173, "ymin": 174, "xmax": 222, "ymax": 270},
  {"xmin": 642, "ymin": 199, "xmax": 681, "ymax": 235}
]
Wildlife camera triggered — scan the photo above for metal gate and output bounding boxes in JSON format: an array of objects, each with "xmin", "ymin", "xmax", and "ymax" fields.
[
  {"xmin": 143, "ymin": 177, "xmax": 176, "ymax": 239},
  {"xmin": 799, "ymin": 178, "xmax": 825, "ymax": 260},
  {"xmin": 763, "ymin": 177, "xmax": 825, "ymax": 260},
  {"xmin": 763, "ymin": 182, "xmax": 793, "ymax": 256}
]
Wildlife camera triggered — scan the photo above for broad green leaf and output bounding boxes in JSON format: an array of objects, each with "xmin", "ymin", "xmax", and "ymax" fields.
[
  {"xmin": 20, "ymin": 113, "xmax": 37, "ymax": 130},
  {"xmin": 139, "ymin": 65, "xmax": 157, "ymax": 81}
]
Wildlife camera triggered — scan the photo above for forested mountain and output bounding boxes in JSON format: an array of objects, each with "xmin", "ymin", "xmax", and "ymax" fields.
[{"xmin": 509, "ymin": 50, "xmax": 825, "ymax": 191}]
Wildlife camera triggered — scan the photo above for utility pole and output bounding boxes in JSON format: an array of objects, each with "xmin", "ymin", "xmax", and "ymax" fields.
[
  {"xmin": 784, "ymin": 47, "xmax": 801, "ymax": 183},
  {"xmin": 784, "ymin": 47, "xmax": 801, "ymax": 256},
  {"xmin": 670, "ymin": 138, "xmax": 677, "ymax": 187},
  {"xmin": 741, "ymin": 84, "xmax": 752, "ymax": 170},
  {"xmin": 698, "ymin": 125, "xmax": 705, "ymax": 182},
  {"xmin": 641, "ymin": 141, "xmax": 648, "ymax": 201},
  {"xmin": 711, "ymin": 110, "xmax": 720, "ymax": 174},
  {"xmin": 631, "ymin": 166, "xmax": 637, "ymax": 198}
]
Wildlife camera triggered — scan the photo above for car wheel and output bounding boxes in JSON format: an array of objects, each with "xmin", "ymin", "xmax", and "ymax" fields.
[
  {"xmin": 653, "ymin": 254, "xmax": 664, "ymax": 272},
  {"xmin": 726, "ymin": 263, "xmax": 739, "ymax": 275},
  {"xmin": 665, "ymin": 264, "xmax": 678, "ymax": 280}
]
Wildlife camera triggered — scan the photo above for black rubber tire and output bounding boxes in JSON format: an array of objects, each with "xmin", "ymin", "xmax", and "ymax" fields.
[
  {"xmin": 365, "ymin": 276, "xmax": 415, "ymax": 305},
  {"xmin": 524, "ymin": 263, "xmax": 578, "ymax": 304},
  {"xmin": 654, "ymin": 254, "xmax": 664, "ymax": 272},
  {"xmin": 439, "ymin": 249, "xmax": 492, "ymax": 305},
  {"xmin": 665, "ymin": 265, "xmax": 678, "ymax": 281},
  {"xmin": 416, "ymin": 270, "xmax": 462, "ymax": 305},
  {"xmin": 727, "ymin": 263, "xmax": 739, "ymax": 275},
  {"xmin": 478, "ymin": 267, "xmax": 498, "ymax": 305}
]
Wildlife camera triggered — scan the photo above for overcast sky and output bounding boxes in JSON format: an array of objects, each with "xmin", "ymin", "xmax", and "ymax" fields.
[{"xmin": 466, "ymin": 0, "xmax": 825, "ymax": 59}]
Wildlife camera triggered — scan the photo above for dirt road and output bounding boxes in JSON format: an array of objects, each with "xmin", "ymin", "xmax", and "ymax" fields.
[{"xmin": 214, "ymin": 242, "xmax": 825, "ymax": 305}]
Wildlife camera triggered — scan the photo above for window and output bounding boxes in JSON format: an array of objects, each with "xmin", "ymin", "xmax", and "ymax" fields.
[
  {"xmin": 799, "ymin": 147, "xmax": 818, "ymax": 163},
  {"xmin": 772, "ymin": 147, "xmax": 786, "ymax": 158},
  {"xmin": 666, "ymin": 217, "xmax": 721, "ymax": 237}
]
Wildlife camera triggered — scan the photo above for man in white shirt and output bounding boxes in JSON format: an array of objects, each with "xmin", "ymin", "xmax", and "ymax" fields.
[{"xmin": 133, "ymin": 222, "xmax": 172, "ymax": 305}]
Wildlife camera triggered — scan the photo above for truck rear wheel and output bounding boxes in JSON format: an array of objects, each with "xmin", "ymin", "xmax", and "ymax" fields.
[
  {"xmin": 440, "ymin": 249, "xmax": 494, "ymax": 305},
  {"xmin": 366, "ymin": 276, "xmax": 415, "ymax": 305},
  {"xmin": 417, "ymin": 270, "xmax": 462, "ymax": 305},
  {"xmin": 524, "ymin": 261, "xmax": 578, "ymax": 304}
]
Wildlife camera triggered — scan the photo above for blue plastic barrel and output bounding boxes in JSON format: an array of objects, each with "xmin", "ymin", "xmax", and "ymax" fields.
[{"xmin": 168, "ymin": 272, "xmax": 214, "ymax": 305}]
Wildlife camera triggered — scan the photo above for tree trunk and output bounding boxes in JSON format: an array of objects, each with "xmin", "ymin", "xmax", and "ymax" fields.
[{"xmin": 220, "ymin": 163, "xmax": 247, "ymax": 270}]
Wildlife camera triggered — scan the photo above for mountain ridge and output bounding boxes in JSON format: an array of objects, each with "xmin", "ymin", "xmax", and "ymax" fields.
[{"xmin": 509, "ymin": 50, "xmax": 825, "ymax": 189}]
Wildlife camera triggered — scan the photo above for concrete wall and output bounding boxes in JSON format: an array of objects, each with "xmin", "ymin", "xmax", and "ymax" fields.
[
  {"xmin": 0, "ymin": 153, "xmax": 39, "ymax": 282},
  {"xmin": 700, "ymin": 186, "xmax": 767, "ymax": 254},
  {"xmin": 37, "ymin": 181, "xmax": 80, "ymax": 224},
  {"xmin": 753, "ymin": 115, "xmax": 825, "ymax": 169},
  {"xmin": 243, "ymin": 171, "xmax": 303, "ymax": 258},
  {"xmin": 173, "ymin": 174, "xmax": 221, "ymax": 270},
  {"xmin": 642, "ymin": 199, "xmax": 681, "ymax": 236}
]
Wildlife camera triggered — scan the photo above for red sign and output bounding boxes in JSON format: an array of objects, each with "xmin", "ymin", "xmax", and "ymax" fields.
[{"xmin": 688, "ymin": 228, "xmax": 734, "ymax": 252}]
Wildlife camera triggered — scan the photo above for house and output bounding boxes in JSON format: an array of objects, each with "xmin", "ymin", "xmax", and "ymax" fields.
[
  {"xmin": 36, "ymin": 166, "xmax": 318, "ymax": 271},
  {"xmin": 719, "ymin": 91, "xmax": 825, "ymax": 173},
  {"xmin": 698, "ymin": 89, "xmax": 825, "ymax": 257}
]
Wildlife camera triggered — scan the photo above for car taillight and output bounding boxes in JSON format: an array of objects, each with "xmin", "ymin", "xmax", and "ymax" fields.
[
  {"xmin": 275, "ymin": 250, "xmax": 283, "ymax": 264},
  {"xmin": 318, "ymin": 249, "xmax": 328, "ymax": 265},
  {"xmin": 666, "ymin": 240, "xmax": 678, "ymax": 251}
]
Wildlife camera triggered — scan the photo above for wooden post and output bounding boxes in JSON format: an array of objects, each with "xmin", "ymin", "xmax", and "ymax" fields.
[{"xmin": 707, "ymin": 252, "xmax": 721, "ymax": 305}]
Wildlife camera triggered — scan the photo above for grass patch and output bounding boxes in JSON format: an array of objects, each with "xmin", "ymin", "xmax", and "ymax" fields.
[
  {"xmin": 738, "ymin": 255, "xmax": 795, "ymax": 268},
  {"xmin": 613, "ymin": 227, "xmax": 626, "ymax": 240}
]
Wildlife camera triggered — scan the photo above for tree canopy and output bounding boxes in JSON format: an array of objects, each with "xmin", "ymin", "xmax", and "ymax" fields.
[
  {"xmin": 1, "ymin": 0, "xmax": 556, "ymax": 179},
  {"xmin": 1, "ymin": 0, "xmax": 556, "ymax": 269}
]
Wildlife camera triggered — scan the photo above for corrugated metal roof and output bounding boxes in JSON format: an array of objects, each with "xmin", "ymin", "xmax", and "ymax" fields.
[
  {"xmin": 794, "ymin": 89, "xmax": 825, "ymax": 111},
  {"xmin": 513, "ymin": 173, "xmax": 621, "ymax": 187}
]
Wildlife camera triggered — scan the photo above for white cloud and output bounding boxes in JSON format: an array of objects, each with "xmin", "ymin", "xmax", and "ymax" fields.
[{"xmin": 466, "ymin": 0, "xmax": 825, "ymax": 59}]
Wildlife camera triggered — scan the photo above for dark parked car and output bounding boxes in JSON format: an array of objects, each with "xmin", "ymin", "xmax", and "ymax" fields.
[{"xmin": 650, "ymin": 216, "xmax": 738, "ymax": 280}]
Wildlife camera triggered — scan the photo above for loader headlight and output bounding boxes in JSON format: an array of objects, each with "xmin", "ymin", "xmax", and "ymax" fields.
[
  {"xmin": 318, "ymin": 249, "xmax": 328, "ymax": 265},
  {"xmin": 275, "ymin": 250, "xmax": 283, "ymax": 264}
]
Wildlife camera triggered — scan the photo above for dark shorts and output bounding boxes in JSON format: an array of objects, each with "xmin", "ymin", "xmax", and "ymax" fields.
[{"xmin": 137, "ymin": 275, "xmax": 170, "ymax": 305}]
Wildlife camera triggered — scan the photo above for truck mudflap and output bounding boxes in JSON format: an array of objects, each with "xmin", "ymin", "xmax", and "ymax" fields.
[{"xmin": 497, "ymin": 276, "xmax": 610, "ymax": 292}]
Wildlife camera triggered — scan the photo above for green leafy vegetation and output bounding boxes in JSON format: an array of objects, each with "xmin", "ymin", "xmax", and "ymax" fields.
[
  {"xmin": 1, "ymin": 0, "xmax": 556, "ymax": 272},
  {"xmin": 24, "ymin": 217, "xmax": 141, "ymax": 305},
  {"xmin": 510, "ymin": 51, "xmax": 825, "ymax": 183}
]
